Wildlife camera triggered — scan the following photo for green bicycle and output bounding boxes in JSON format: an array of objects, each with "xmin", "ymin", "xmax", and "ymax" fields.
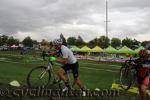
[{"xmin": 26, "ymin": 53, "xmax": 75, "ymax": 90}]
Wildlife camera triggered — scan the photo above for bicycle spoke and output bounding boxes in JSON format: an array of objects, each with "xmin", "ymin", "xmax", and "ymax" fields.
[{"xmin": 39, "ymin": 70, "xmax": 47, "ymax": 79}]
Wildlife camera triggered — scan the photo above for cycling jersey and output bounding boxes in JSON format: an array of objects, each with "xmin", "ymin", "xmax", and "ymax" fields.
[
  {"xmin": 59, "ymin": 45, "xmax": 79, "ymax": 79},
  {"xmin": 134, "ymin": 58, "xmax": 150, "ymax": 85},
  {"xmin": 61, "ymin": 45, "xmax": 77, "ymax": 64}
]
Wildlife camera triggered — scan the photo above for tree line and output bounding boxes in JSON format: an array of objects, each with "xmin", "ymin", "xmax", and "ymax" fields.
[
  {"xmin": 0, "ymin": 33, "xmax": 150, "ymax": 49},
  {"xmin": 66, "ymin": 34, "xmax": 150, "ymax": 49}
]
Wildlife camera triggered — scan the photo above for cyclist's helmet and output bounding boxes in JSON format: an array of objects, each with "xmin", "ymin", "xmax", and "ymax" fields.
[
  {"xmin": 138, "ymin": 49, "xmax": 148, "ymax": 58},
  {"xmin": 52, "ymin": 38, "xmax": 63, "ymax": 46}
]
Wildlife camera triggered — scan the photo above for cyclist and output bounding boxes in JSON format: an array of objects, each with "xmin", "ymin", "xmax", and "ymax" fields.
[
  {"xmin": 134, "ymin": 49, "xmax": 150, "ymax": 100},
  {"xmin": 50, "ymin": 38, "xmax": 85, "ymax": 93}
]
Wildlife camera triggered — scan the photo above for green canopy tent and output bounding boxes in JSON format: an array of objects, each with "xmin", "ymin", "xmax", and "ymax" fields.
[
  {"xmin": 118, "ymin": 46, "xmax": 135, "ymax": 54},
  {"xmin": 134, "ymin": 46, "xmax": 150, "ymax": 54},
  {"xmin": 80, "ymin": 46, "xmax": 91, "ymax": 52},
  {"xmin": 91, "ymin": 46, "xmax": 103, "ymax": 53},
  {"xmin": 104, "ymin": 46, "xmax": 118, "ymax": 53},
  {"xmin": 134, "ymin": 46, "xmax": 145, "ymax": 54},
  {"xmin": 70, "ymin": 46, "xmax": 81, "ymax": 52}
]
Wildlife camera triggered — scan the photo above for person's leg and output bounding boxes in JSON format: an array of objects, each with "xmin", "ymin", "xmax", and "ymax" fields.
[
  {"xmin": 74, "ymin": 77, "xmax": 85, "ymax": 90},
  {"xmin": 57, "ymin": 65, "xmax": 71, "ymax": 88},
  {"xmin": 72, "ymin": 62, "xmax": 85, "ymax": 90},
  {"xmin": 139, "ymin": 84, "xmax": 147, "ymax": 100},
  {"xmin": 74, "ymin": 76, "xmax": 86, "ymax": 96},
  {"xmin": 57, "ymin": 68, "xmax": 67, "ymax": 82},
  {"xmin": 138, "ymin": 77, "xmax": 149, "ymax": 100}
]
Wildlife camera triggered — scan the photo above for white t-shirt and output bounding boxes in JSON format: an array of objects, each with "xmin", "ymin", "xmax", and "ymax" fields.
[{"xmin": 61, "ymin": 45, "xmax": 77, "ymax": 64}]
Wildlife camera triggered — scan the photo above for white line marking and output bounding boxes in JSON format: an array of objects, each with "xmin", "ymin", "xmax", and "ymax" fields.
[
  {"xmin": 55, "ymin": 63, "xmax": 119, "ymax": 73},
  {"xmin": 80, "ymin": 67, "xmax": 119, "ymax": 73},
  {"xmin": 0, "ymin": 60, "xmax": 42, "ymax": 64},
  {"xmin": 80, "ymin": 62, "xmax": 121, "ymax": 67},
  {"xmin": 0, "ymin": 60, "xmax": 23, "ymax": 64},
  {"xmin": 0, "ymin": 60, "xmax": 119, "ymax": 73}
]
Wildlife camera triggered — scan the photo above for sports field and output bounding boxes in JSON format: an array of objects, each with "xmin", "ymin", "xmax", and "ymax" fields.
[{"xmin": 0, "ymin": 51, "xmax": 139, "ymax": 100}]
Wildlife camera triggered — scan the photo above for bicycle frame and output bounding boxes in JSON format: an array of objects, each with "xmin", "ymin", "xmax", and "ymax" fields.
[
  {"xmin": 46, "ymin": 59, "xmax": 75, "ymax": 89},
  {"xmin": 46, "ymin": 60, "xmax": 59, "ymax": 84}
]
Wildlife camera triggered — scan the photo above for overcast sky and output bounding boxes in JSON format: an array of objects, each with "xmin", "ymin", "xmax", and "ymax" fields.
[{"xmin": 0, "ymin": 0, "xmax": 150, "ymax": 42}]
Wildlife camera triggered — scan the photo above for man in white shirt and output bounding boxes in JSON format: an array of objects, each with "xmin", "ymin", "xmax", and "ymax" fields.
[{"xmin": 52, "ymin": 38, "xmax": 85, "ymax": 92}]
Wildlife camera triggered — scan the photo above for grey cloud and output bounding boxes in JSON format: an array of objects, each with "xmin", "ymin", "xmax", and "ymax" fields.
[
  {"xmin": 110, "ymin": 0, "xmax": 150, "ymax": 9},
  {"xmin": 0, "ymin": 0, "xmax": 150, "ymax": 41}
]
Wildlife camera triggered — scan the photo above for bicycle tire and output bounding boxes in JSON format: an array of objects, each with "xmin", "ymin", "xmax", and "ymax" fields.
[{"xmin": 27, "ymin": 66, "xmax": 51, "ymax": 87}]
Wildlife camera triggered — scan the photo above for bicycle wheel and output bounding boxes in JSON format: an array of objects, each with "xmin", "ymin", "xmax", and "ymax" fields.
[
  {"xmin": 119, "ymin": 65, "xmax": 136, "ymax": 90},
  {"xmin": 27, "ymin": 66, "xmax": 51, "ymax": 87}
]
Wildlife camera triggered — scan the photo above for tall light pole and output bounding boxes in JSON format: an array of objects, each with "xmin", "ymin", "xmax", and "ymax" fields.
[{"xmin": 105, "ymin": 0, "xmax": 109, "ymax": 37}]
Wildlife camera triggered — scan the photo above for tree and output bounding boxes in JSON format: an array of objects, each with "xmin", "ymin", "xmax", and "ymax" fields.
[
  {"xmin": 141, "ymin": 41, "xmax": 150, "ymax": 47},
  {"xmin": 141, "ymin": 41, "xmax": 150, "ymax": 49},
  {"xmin": 32, "ymin": 40, "xmax": 38, "ymax": 45},
  {"xmin": 60, "ymin": 33, "xmax": 67, "ymax": 46},
  {"xmin": 122, "ymin": 37, "xmax": 133, "ymax": 48},
  {"xmin": 0, "ymin": 36, "xmax": 2, "ymax": 46},
  {"xmin": 98, "ymin": 36, "xmax": 110, "ymax": 49},
  {"xmin": 15, "ymin": 39, "xmax": 19, "ymax": 45},
  {"xmin": 41, "ymin": 39, "xmax": 49, "ymax": 47},
  {"xmin": 88, "ymin": 38, "xmax": 98, "ymax": 48},
  {"xmin": 0, "ymin": 35, "xmax": 8, "ymax": 45},
  {"xmin": 7, "ymin": 36, "xmax": 16, "ymax": 46},
  {"xmin": 76, "ymin": 35, "xmax": 85, "ymax": 46},
  {"xmin": 111, "ymin": 38, "xmax": 121, "ymax": 48},
  {"xmin": 132, "ymin": 39, "xmax": 141, "ymax": 49},
  {"xmin": 67, "ymin": 37, "xmax": 77, "ymax": 45},
  {"xmin": 22, "ymin": 36, "xmax": 33, "ymax": 47}
]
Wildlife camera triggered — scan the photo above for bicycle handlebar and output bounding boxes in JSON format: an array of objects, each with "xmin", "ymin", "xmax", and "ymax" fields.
[
  {"xmin": 125, "ymin": 58, "xmax": 150, "ymax": 68},
  {"xmin": 42, "ymin": 52, "xmax": 57, "ymax": 62}
]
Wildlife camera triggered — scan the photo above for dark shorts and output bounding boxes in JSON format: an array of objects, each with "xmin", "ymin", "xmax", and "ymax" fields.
[{"xmin": 61, "ymin": 62, "xmax": 79, "ymax": 79}]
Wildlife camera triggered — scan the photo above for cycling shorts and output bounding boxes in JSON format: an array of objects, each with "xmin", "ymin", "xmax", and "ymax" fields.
[{"xmin": 61, "ymin": 62, "xmax": 79, "ymax": 79}]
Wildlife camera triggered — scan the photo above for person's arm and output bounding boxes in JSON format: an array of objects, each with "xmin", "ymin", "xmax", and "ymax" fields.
[
  {"xmin": 48, "ymin": 52, "xmax": 57, "ymax": 56},
  {"xmin": 57, "ymin": 48, "xmax": 69, "ymax": 64},
  {"xmin": 56, "ymin": 57, "xmax": 68, "ymax": 64}
]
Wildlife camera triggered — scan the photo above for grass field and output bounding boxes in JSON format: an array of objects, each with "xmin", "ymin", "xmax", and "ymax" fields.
[{"xmin": 0, "ymin": 51, "xmax": 140, "ymax": 100}]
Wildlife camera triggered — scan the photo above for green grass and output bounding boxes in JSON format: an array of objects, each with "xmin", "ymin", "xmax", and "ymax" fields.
[
  {"xmin": 0, "ymin": 52, "xmax": 139, "ymax": 100},
  {"xmin": 0, "ymin": 60, "xmax": 118, "ymax": 89}
]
